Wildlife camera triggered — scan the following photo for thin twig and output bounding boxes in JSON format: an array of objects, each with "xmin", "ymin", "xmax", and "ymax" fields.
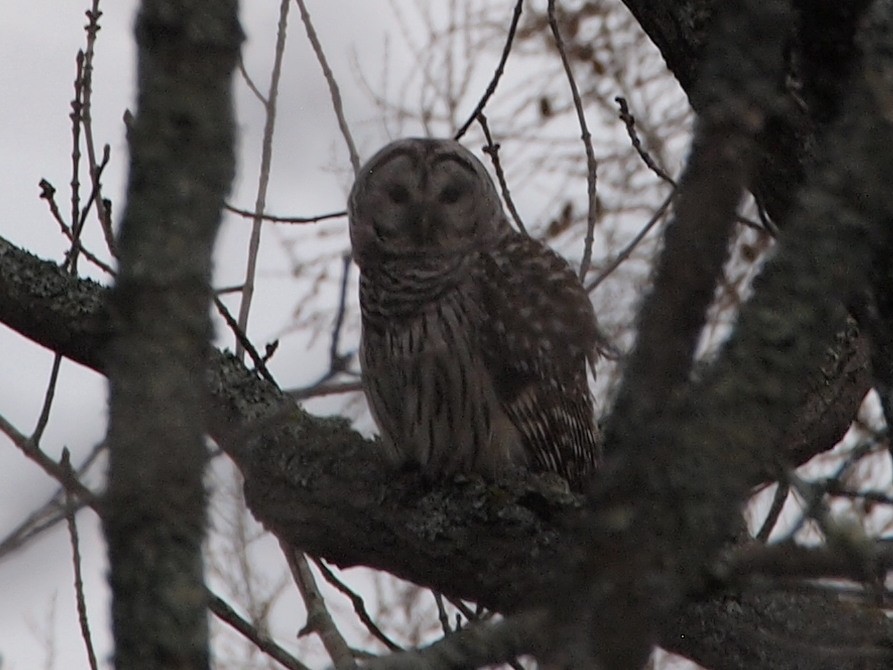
[
  {"xmin": 329, "ymin": 254, "xmax": 352, "ymax": 374},
  {"xmin": 445, "ymin": 596, "xmax": 478, "ymax": 625},
  {"xmin": 40, "ymin": 179, "xmax": 117, "ymax": 276},
  {"xmin": 785, "ymin": 474, "xmax": 837, "ymax": 543},
  {"xmin": 0, "ymin": 413, "xmax": 99, "ymax": 509},
  {"xmin": 295, "ymin": 0, "xmax": 360, "ymax": 174},
  {"xmin": 32, "ymin": 354, "xmax": 63, "ymax": 444},
  {"xmin": 62, "ymin": 449, "xmax": 99, "ymax": 670},
  {"xmin": 209, "ymin": 591, "xmax": 311, "ymax": 670},
  {"xmin": 363, "ymin": 610, "xmax": 544, "ymax": 670},
  {"xmin": 287, "ymin": 380, "xmax": 363, "ymax": 401},
  {"xmin": 36, "ymin": 141, "xmax": 104, "ymax": 431},
  {"xmin": 433, "ymin": 592, "xmax": 453, "ymax": 636},
  {"xmin": 0, "ymin": 442, "xmax": 105, "ymax": 561},
  {"xmin": 755, "ymin": 198, "xmax": 780, "ymax": 236},
  {"xmin": 283, "ymin": 255, "xmax": 358, "ymax": 398},
  {"xmin": 312, "ymin": 557, "xmax": 403, "ymax": 652},
  {"xmin": 225, "ymin": 203, "xmax": 346, "ymax": 224},
  {"xmin": 39, "ymin": 178, "xmax": 70, "ymax": 231},
  {"xmin": 80, "ymin": 1, "xmax": 117, "ymax": 257},
  {"xmin": 215, "ymin": 284, "xmax": 247, "ymax": 295},
  {"xmin": 477, "ymin": 113, "xmax": 527, "ymax": 234},
  {"xmin": 616, "ymin": 97, "xmax": 774, "ymax": 239},
  {"xmin": 453, "ymin": 0, "xmax": 524, "ymax": 140},
  {"xmin": 69, "ymin": 49, "xmax": 85, "ymax": 270},
  {"xmin": 586, "ymin": 187, "xmax": 675, "ymax": 293},
  {"xmin": 615, "ymin": 96, "xmax": 675, "ymax": 185},
  {"xmin": 756, "ymin": 481, "xmax": 790, "ymax": 543},
  {"xmin": 72, "ymin": 143, "xmax": 111, "ymax": 237},
  {"xmin": 736, "ymin": 213, "xmax": 774, "ymax": 234},
  {"xmin": 824, "ymin": 482, "xmax": 893, "ymax": 506},
  {"xmin": 214, "ymin": 297, "xmax": 278, "ymax": 385},
  {"xmin": 547, "ymin": 0, "xmax": 598, "ymax": 281},
  {"xmin": 235, "ymin": 0, "xmax": 291, "ymax": 360},
  {"xmin": 0, "ymin": 502, "xmax": 70, "ymax": 562},
  {"xmin": 780, "ymin": 437, "xmax": 887, "ymax": 543},
  {"xmin": 238, "ymin": 53, "xmax": 267, "ymax": 105},
  {"xmin": 282, "ymin": 544, "xmax": 357, "ymax": 670}
]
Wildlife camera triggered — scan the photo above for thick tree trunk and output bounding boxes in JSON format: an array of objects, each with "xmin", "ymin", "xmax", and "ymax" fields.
[{"xmin": 101, "ymin": 1, "xmax": 241, "ymax": 668}]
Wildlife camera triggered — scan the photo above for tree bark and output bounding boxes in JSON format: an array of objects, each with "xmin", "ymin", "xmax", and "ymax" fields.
[
  {"xmin": 0, "ymin": 233, "xmax": 886, "ymax": 669},
  {"xmin": 101, "ymin": 1, "xmax": 241, "ymax": 668}
]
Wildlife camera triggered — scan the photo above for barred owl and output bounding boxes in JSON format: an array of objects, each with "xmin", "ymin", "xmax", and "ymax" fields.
[{"xmin": 348, "ymin": 138, "xmax": 601, "ymax": 491}]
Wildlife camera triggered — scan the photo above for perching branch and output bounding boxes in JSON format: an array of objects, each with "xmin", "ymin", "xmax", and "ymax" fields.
[{"xmin": 0, "ymin": 230, "xmax": 883, "ymax": 669}]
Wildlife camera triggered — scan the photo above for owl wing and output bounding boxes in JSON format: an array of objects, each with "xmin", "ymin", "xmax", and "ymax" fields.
[{"xmin": 475, "ymin": 233, "xmax": 601, "ymax": 488}]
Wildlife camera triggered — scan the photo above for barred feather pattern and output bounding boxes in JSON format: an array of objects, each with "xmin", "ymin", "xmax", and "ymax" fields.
[
  {"xmin": 475, "ymin": 233, "xmax": 600, "ymax": 486},
  {"xmin": 349, "ymin": 138, "xmax": 601, "ymax": 491},
  {"xmin": 359, "ymin": 254, "xmax": 525, "ymax": 477}
]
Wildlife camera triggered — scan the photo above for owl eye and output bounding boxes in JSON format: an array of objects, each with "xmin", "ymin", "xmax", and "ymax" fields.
[
  {"xmin": 439, "ymin": 184, "xmax": 464, "ymax": 204},
  {"xmin": 386, "ymin": 184, "xmax": 411, "ymax": 204}
]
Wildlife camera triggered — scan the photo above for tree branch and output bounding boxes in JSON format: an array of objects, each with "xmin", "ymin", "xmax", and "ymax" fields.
[{"xmin": 0, "ymin": 232, "xmax": 886, "ymax": 669}]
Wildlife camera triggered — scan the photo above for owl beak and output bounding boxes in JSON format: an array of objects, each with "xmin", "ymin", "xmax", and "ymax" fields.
[{"xmin": 409, "ymin": 206, "xmax": 433, "ymax": 245}]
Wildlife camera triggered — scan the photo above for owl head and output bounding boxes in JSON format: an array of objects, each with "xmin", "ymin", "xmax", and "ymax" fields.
[{"xmin": 348, "ymin": 138, "xmax": 511, "ymax": 267}]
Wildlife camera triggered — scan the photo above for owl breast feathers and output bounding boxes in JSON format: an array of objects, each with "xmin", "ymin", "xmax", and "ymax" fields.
[{"xmin": 348, "ymin": 138, "xmax": 601, "ymax": 491}]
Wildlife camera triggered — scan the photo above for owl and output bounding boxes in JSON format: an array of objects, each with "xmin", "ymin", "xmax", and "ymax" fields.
[{"xmin": 348, "ymin": 138, "xmax": 601, "ymax": 491}]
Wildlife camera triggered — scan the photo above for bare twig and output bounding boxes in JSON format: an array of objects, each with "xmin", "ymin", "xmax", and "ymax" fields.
[
  {"xmin": 780, "ymin": 437, "xmax": 887, "ymax": 542},
  {"xmin": 586, "ymin": 187, "xmax": 675, "ymax": 293},
  {"xmin": 477, "ymin": 113, "xmax": 527, "ymax": 234},
  {"xmin": 0, "ymin": 501, "xmax": 68, "ymax": 562},
  {"xmin": 214, "ymin": 297, "xmax": 278, "ymax": 385},
  {"xmin": 73, "ymin": 143, "xmax": 111, "ymax": 236},
  {"xmin": 433, "ymin": 592, "xmax": 453, "ymax": 636},
  {"xmin": 215, "ymin": 284, "xmax": 247, "ymax": 296},
  {"xmin": 295, "ymin": 0, "xmax": 360, "ymax": 174},
  {"xmin": 0, "ymin": 442, "xmax": 104, "ymax": 562},
  {"xmin": 80, "ymin": 0, "xmax": 116, "ymax": 257},
  {"xmin": 329, "ymin": 254, "xmax": 352, "ymax": 375},
  {"xmin": 824, "ymin": 483, "xmax": 893, "ymax": 507},
  {"xmin": 225, "ymin": 203, "xmax": 346, "ymax": 224},
  {"xmin": 445, "ymin": 597, "xmax": 479, "ymax": 625},
  {"xmin": 0, "ymin": 413, "xmax": 99, "ymax": 508},
  {"xmin": 281, "ymin": 255, "xmax": 356, "ymax": 400},
  {"xmin": 40, "ymin": 179, "xmax": 116, "ymax": 276},
  {"xmin": 547, "ymin": 0, "xmax": 598, "ymax": 281},
  {"xmin": 235, "ymin": 0, "xmax": 291, "ymax": 359},
  {"xmin": 69, "ymin": 49, "xmax": 85, "ymax": 266},
  {"xmin": 32, "ymin": 354, "xmax": 63, "ymax": 444},
  {"xmin": 736, "ymin": 212, "xmax": 775, "ymax": 235},
  {"xmin": 209, "ymin": 591, "xmax": 311, "ymax": 670},
  {"xmin": 364, "ymin": 610, "xmax": 544, "ymax": 670},
  {"xmin": 62, "ymin": 449, "xmax": 99, "ymax": 670},
  {"xmin": 38, "ymin": 178, "xmax": 70, "ymax": 231},
  {"xmin": 283, "ymin": 544, "xmax": 357, "ymax": 670},
  {"xmin": 312, "ymin": 557, "xmax": 403, "ymax": 652},
  {"xmin": 756, "ymin": 481, "xmax": 790, "ymax": 543},
  {"xmin": 755, "ymin": 198, "xmax": 780, "ymax": 236},
  {"xmin": 453, "ymin": 0, "xmax": 524, "ymax": 140},
  {"xmin": 615, "ymin": 96, "xmax": 675, "ymax": 185},
  {"xmin": 287, "ymin": 380, "xmax": 363, "ymax": 401},
  {"xmin": 238, "ymin": 53, "xmax": 267, "ymax": 105}
]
